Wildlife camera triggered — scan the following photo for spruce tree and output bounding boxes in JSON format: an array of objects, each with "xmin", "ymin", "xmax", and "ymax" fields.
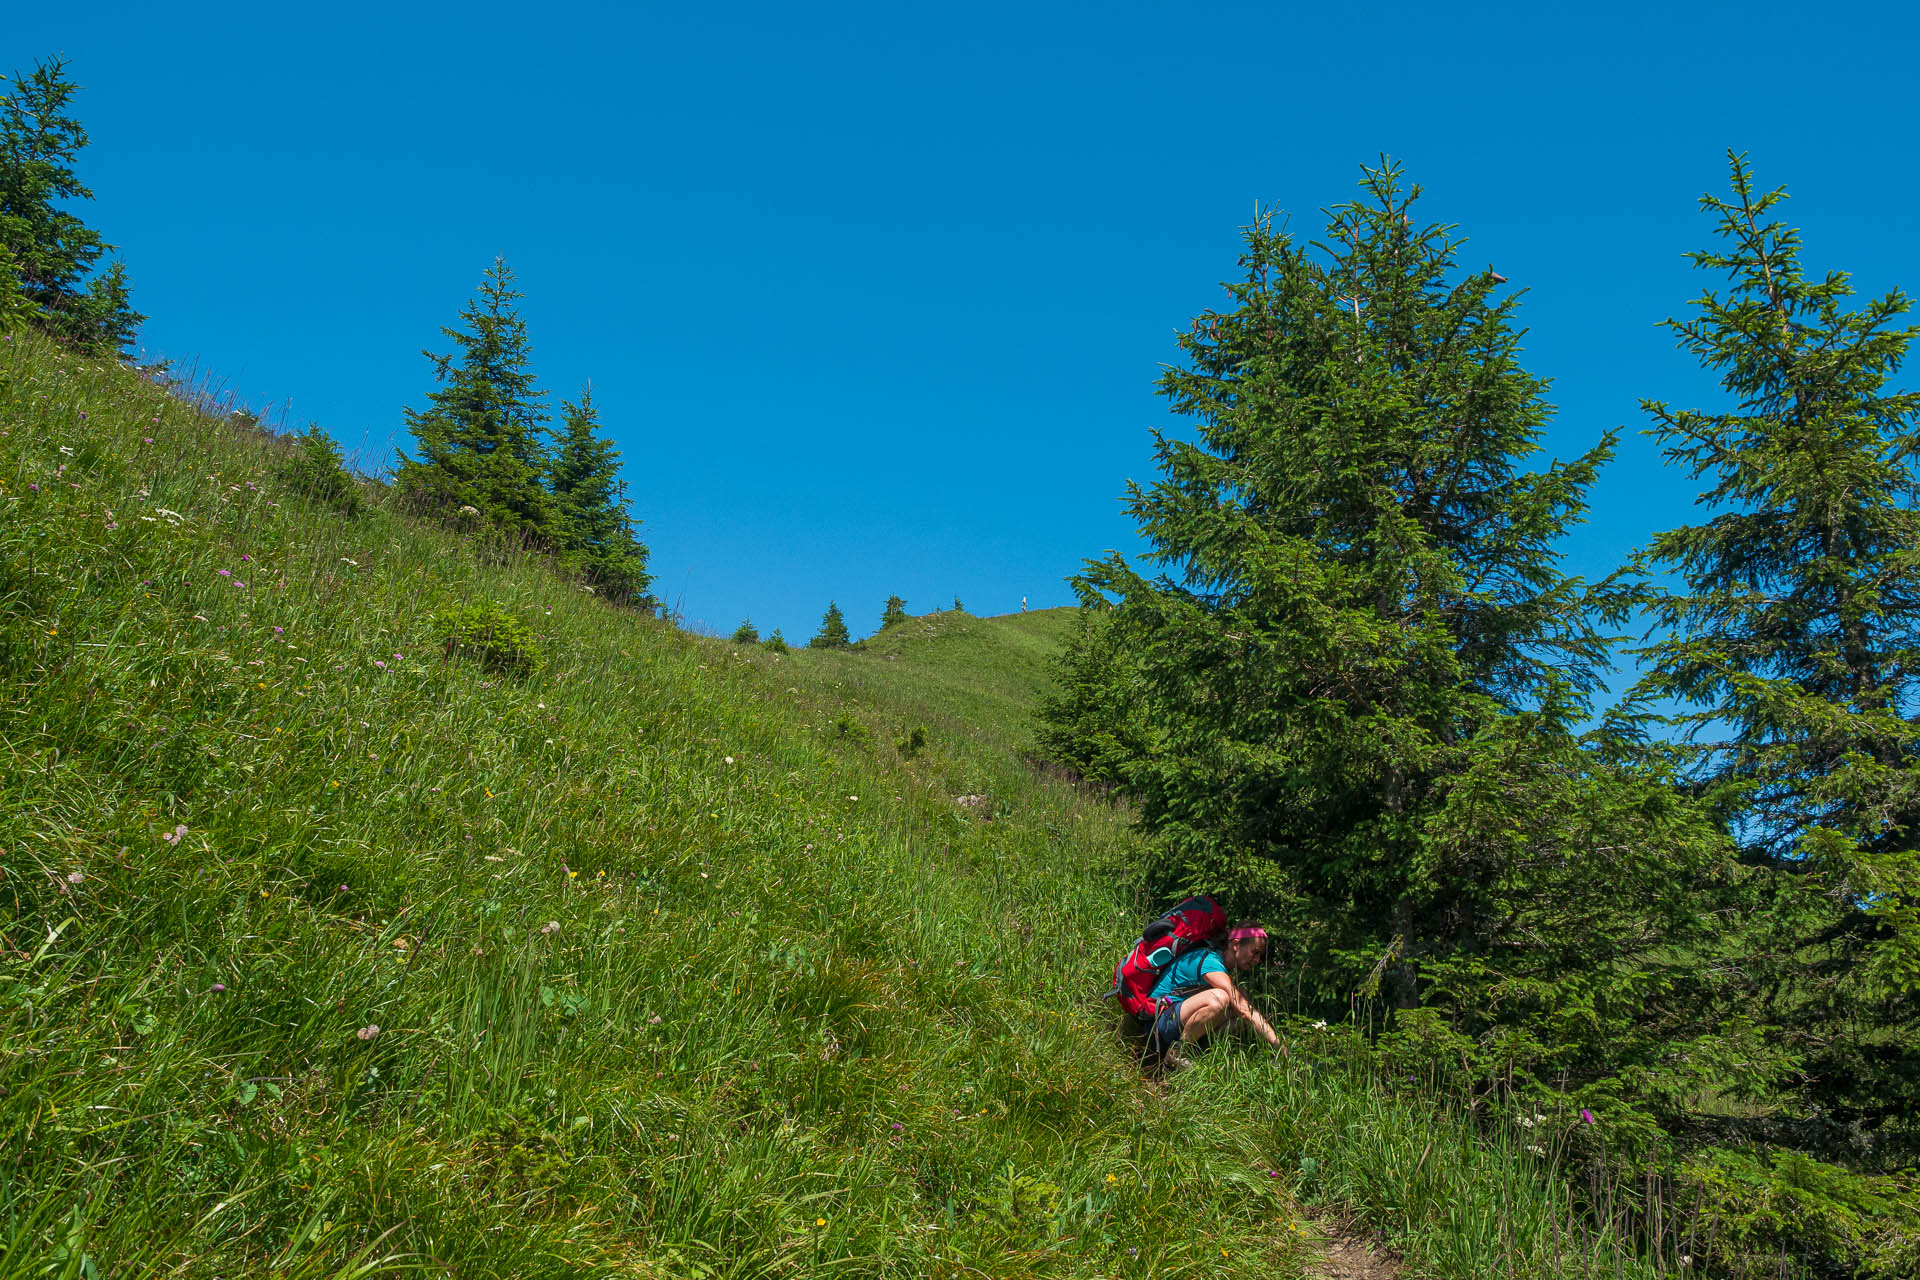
[
  {"xmin": 731, "ymin": 618, "xmax": 759, "ymax": 644},
  {"xmin": 879, "ymin": 595, "xmax": 909, "ymax": 630},
  {"xmin": 809, "ymin": 602, "xmax": 850, "ymax": 649},
  {"xmin": 550, "ymin": 384, "xmax": 652, "ymax": 607},
  {"xmin": 0, "ymin": 56, "xmax": 142, "ymax": 353},
  {"xmin": 1631, "ymin": 153, "xmax": 1920, "ymax": 1155},
  {"xmin": 395, "ymin": 258, "xmax": 556, "ymax": 542},
  {"xmin": 1053, "ymin": 163, "xmax": 1725, "ymax": 1043}
]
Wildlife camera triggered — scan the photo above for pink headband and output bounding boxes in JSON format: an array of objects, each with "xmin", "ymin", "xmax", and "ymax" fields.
[{"xmin": 1229, "ymin": 926, "xmax": 1268, "ymax": 942}]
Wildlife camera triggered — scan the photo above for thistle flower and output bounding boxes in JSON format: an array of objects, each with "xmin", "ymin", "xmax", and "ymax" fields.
[
  {"xmin": 210, "ymin": 983, "xmax": 226, "ymax": 993},
  {"xmin": 1580, "ymin": 1108, "xmax": 1596, "ymax": 1125}
]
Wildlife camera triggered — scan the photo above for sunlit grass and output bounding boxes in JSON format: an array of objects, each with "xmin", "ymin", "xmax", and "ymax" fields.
[{"xmin": 1, "ymin": 325, "xmax": 1659, "ymax": 1278}]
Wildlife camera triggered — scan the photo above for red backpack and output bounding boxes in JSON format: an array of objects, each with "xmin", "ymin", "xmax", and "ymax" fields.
[{"xmin": 1108, "ymin": 895, "xmax": 1229, "ymax": 1020}]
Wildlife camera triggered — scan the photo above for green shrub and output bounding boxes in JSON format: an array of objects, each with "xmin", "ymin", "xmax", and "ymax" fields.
[
  {"xmin": 831, "ymin": 712, "xmax": 872, "ymax": 748},
  {"xmin": 277, "ymin": 424, "xmax": 364, "ymax": 517},
  {"xmin": 896, "ymin": 724, "xmax": 929, "ymax": 760},
  {"xmin": 731, "ymin": 618, "xmax": 759, "ymax": 643},
  {"xmin": 437, "ymin": 601, "xmax": 541, "ymax": 675},
  {"xmin": 762, "ymin": 628, "xmax": 788, "ymax": 655}
]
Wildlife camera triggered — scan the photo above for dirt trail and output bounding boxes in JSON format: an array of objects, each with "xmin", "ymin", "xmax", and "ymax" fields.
[{"xmin": 1306, "ymin": 1212, "xmax": 1402, "ymax": 1280}]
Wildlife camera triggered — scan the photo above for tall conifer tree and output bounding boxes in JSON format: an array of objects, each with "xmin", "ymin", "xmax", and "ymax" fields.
[
  {"xmin": 396, "ymin": 257, "xmax": 556, "ymax": 541},
  {"xmin": 551, "ymin": 384, "xmax": 652, "ymax": 607},
  {"xmin": 1051, "ymin": 163, "xmax": 1727, "ymax": 1037},
  {"xmin": 1632, "ymin": 154, "xmax": 1920, "ymax": 1153},
  {"xmin": 0, "ymin": 56, "xmax": 142, "ymax": 352}
]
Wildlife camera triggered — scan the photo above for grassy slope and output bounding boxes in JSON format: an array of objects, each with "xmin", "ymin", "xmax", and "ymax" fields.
[{"xmin": 1, "ymin": 327, "xmax": 1653, "ymax": 1279}]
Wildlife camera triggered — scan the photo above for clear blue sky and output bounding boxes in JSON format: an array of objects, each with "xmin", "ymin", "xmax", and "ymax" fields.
[{"xmin": 11, "ymin": 2, "xmax": 1919, "ymax": 647}]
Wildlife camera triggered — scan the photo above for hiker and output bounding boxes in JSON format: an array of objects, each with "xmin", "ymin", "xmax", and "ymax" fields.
[{"xmin": 1145, "ymin": 924, "xmax": 1283, "ymax": 1063}]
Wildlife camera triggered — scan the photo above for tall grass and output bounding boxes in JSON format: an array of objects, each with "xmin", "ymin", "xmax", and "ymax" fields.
[{"xmin": 2, "ymin": 325, "xmax": 1661, "ymax": 1278}]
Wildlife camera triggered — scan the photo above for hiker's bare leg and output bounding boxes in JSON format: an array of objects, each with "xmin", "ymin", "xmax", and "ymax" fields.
[{"xmin": 1177, "ymin": 988, "xmax": 1231, "ymax": 1044}]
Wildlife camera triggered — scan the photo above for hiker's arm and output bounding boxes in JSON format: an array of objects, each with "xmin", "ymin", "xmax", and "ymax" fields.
[{"xmin": 1202, "ymin": 971, "xmax": 1282, "ymax": 1047}]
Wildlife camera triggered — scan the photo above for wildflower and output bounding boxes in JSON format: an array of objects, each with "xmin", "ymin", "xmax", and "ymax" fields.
[
  {"xmin": 567, "ymin": 869, "xmax": 577, "ymax": 879},
  {"xmin": 890, "ymin": 1121, "xmax": 904, "ymax": 1131},
  {"xmin": 339, "ymin": 557, "xmax": 358, "ymax": 567},
  {"xmin": 356, "ymin": 1025, "xmax": 380, "ymax": 1041},
  {"xmin": 210, "ymin": 983, "xmax": 226, "ymax": 992},
  {"xmin": 142, "ymin": 436, "xmax": 152, "ymax": 444},
  {"xmin": 161, "ymin": 823, "xmax": 189, "ymax": 845},
  {"xmin": 724, "ymin": 756, "xmax": 734, "ymax": 765},
  {"xmin": 1580, "ymin": 1108, "xmax": 1596, "ymax": 1125},
  {"xmin": 648, "ymin": 1014, "xmax": 662, "ymax": 1024},
  {"xmin": 846, "ymin": 795, "xmax": 858, "ymax": 802},
  {"xmin": 1105, "ymin": 1173, "xmax": 1118, "ymax": 1184},
  {"xmin": 273, "ymin": 626, "xmax": 283, "ymax": 633},
  {"xmin": 1312, "ymin": 1019, "xmax": 1329, "ymax": 1030},
  {"xmin": 218, "ymin": 569, "xmax": 231, "ymax": 577},
  {"xmin": 815, "ymin": 1218, "xmax": 826, "ymax": 1228},
  {"xmin": 66, "ymin": 870, "xmax": 84, "ymax": 884},
  {"xmin": 374, "ymin": 661, "xmax": 386, "ymax": 670},
  {"xmin": 27, "ymin": 483, "xmax": 37, "ymax": 491},
  {"xmin": 240, "ymin": 555, "xmax": 251, "ymax": 562},
  {"xmin": 540, "ymin": 920, "xmax": 560, "ymax": 936}
]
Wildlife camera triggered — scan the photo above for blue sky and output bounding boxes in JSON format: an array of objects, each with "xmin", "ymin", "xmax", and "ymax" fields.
[{"xmin": 11, "ymin": 1, "xmax": 1920, "ymax": 648}]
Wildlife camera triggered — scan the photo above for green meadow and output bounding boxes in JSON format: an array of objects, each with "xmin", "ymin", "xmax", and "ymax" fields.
[{"xmin": 2, "ymin": 325, "xmax": 1661, "ymax": 1277}]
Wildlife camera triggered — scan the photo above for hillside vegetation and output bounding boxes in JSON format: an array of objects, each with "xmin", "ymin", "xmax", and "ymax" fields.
[{"xmin": 0, "ymin": 326, "xmax": 1668, "ymax": 1277}]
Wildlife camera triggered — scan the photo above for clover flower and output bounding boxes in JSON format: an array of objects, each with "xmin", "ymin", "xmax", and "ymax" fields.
[
  {"xmin": 160, "ymin": 823, "xmax": 189, "ymax": 845},
  {"xmin": 356, "ymin": 1025, "xmax": 380, "ymax": 1041}
]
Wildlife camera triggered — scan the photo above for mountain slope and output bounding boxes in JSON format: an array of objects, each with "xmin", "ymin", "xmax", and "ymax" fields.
[{"xmin": 1, "ymin": 327, "xmax": 1654, "ymax": 1279}]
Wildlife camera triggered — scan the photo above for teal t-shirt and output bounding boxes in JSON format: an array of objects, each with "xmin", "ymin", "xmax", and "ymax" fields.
[{"xmin": 1150, "ymin": 947, "xmax": 1225, "ymax": 1000}]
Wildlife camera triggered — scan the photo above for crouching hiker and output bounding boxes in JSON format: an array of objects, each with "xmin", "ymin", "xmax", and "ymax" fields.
[
  {"xmin": 1109, "ymin": 896, "xmax": 1284, "ymax": 1070},
  {"xmin": 1145, "ymin": 924, "xmax": 1283, "ymax": 1066}
]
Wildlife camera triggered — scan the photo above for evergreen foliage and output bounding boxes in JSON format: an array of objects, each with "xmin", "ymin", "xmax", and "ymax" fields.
[
  {"xmin": 1631, "ymin": 153, "xmax": 1920, "ymax": 1165},
  {"xmin": 762, "ymin": 627, "xmax": 789, "ymax": 655},
  {"xmin": 0, "ymin": 56, "xmax": 142, "ymax": 353},
  {"xmin": 550, "ymin": 384, "xmax": 652, "ymax": 607},
  {"xmin": 1053, "ymin": 162, "xmax": 1656, "ymax": 1000},
  {"xmin": 395, "ymin": 258, "xmax": 556, "ymax": 542},
  {"xmin": 731, "ymin": 618, "xmax": 759, "ymax": 644},
  {"xmin": 810, "ymin": 601, "xmax": 850, "ymax": 649},
  {"xmin": 276, "ymin": 424, "xmax": 363, "ymax": 518},
  {"xmin": 1035, "ymin": 605, "xmax": 1150, "ymax": 787},
  {"xmin": 880, "ymin": 594, "xmax": 910, "ymax": 630}
]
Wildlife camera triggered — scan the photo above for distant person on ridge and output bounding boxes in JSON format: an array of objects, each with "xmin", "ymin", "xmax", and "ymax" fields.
[{"xmin": 1146, "ymin": 924, "xmax": 1282, "ymax": 1065}]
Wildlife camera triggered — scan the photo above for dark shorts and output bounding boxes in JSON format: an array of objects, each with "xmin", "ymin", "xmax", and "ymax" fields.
[{"xmin": 1148, "ymin": 1003, "xmax": 1183, "ymax": 1053}]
